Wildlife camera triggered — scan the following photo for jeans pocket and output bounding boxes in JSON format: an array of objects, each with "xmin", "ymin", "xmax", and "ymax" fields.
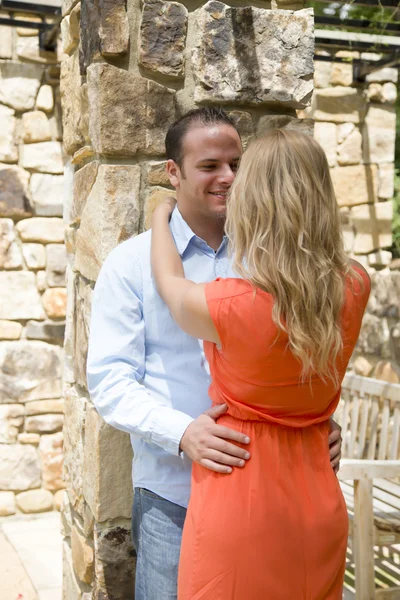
[{"xmin": 140, "ymin": 487, "xmax": 162, "ymax": 500}]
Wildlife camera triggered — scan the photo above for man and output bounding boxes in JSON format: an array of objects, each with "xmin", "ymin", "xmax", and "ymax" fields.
[{"xmin": 87, "ymin": 107, "xmax": 342, "ymax": 600}]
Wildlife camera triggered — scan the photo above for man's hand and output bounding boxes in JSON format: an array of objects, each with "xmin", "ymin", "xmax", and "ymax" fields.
[
  {"xmin": 180, "ymin": 404, "xmax": 251, "ymax": 474},
  {"xmin": 329, "ymin": 418, "xmax": 342, "ymax": 475}
]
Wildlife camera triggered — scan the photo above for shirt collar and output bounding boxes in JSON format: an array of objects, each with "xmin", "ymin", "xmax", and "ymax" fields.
[
  {"xmin": 169, "ymin": 207, "xmax": 196, "ymax": 256},
  {"xmin": 170, "ymin": 206, "xmax": 228, "ymax": 257}
]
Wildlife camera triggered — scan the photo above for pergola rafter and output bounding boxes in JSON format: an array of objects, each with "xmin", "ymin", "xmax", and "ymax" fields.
[
  {"xmin": 0, "ymin": 0, "xmax": 61, "ymax": 51},
  {"xmin": 309, "ymin": 0, "xmax": 400, "ymax": 80}
]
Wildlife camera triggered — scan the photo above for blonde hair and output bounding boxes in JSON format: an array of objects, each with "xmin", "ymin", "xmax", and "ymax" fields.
[{"xmin": 225, "ymin": 128, "xmax": 357, "ymax": 384}]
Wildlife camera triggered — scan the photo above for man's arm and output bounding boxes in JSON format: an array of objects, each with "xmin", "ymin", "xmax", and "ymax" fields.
[
  {"xmin": 87, "ymin": 244, "xmax": 193, "ymax": 456},
  {"xmin": 87, "ymin": 242, "xmax": 250, "ymax": 472},
  {"xmin": 329, "ymin": 418, "xmax": 342, "ymax": 474}
]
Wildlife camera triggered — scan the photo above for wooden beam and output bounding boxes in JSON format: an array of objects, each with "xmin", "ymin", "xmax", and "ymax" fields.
[
  {"xmin": 313, "ymin": 0, "xmax": 400, "ymax": 7},
  {"xmin": 315, "ymin": 16, "xmax": 400, "ymax": 35},
  {"xmin": 315, "ymin": 29, "xmax": 400, "ymax": 47},
  {"xmin": 354, "ymin": 479, "xmax": 375, "ymax": 600},
  {"xmin": 376, "ymin": 587, "xmax": 400, "ymax": 599},
  {"xmin": 339, "ymin": 460, "xmax": 400, "ymax": 481}
]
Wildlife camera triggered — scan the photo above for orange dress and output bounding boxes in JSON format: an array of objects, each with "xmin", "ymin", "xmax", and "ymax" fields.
[{"xmin": 178, "ymin": 268, "xmax": 370, "ymax": 600}]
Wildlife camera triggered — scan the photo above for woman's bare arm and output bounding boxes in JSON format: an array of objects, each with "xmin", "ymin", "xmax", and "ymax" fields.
[{"xmin": 151, "ymin": 201, "xmax": 220, "ymax": 344}]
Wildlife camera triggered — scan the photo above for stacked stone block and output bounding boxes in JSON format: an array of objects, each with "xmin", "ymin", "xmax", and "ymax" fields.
[
  {"xmin": 306, "ymin": 52, "xmax": 396, "ymax": 268},
  {"xmin": 0, "ymin": 20, "xmax": 67, "ymax": 517},
  {"xmin": 60, "ymin": 0, "xmax": 314, "ymax": 597},
  {"xmin": 303, "ymin": 52, "xmax": 399, "ymax": 382}
]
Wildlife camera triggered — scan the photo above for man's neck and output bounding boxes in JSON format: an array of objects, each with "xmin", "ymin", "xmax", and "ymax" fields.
[{"xmin": 178, "ymin": 207, "xmax": 225, "ymax": 251}]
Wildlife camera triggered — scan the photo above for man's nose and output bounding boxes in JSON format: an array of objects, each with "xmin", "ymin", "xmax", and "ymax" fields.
[{"xmin": 218, "ymin": 165, "xmax": 236, "ymax": 185}]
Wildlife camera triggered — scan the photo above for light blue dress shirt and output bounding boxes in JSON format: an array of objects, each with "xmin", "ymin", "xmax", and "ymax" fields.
[{"xmin": 87, "ymin": 208, "xmax": 234, "ymax": 508}]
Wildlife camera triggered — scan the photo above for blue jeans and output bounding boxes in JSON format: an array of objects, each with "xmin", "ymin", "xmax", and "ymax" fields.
[{"xmin": 132, "ymin": 487, "xmax": 187, "ymax": 600}]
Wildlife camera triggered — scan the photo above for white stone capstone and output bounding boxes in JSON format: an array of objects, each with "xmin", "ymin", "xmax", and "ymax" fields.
[
  {"xmin": 0, "ymin": 272, "xmax": 45, "ymax": 320},
  {"xmin": 311, "ymin": 87, "xmax": 366, "ymax": 124},
  {"xmin": 0, "ymin": 444, "xmax": 41, "ymax": 491},
  {"xmin": 16, "ymin": 489, "xmax": 54, "ymax": 513},
  {"xmin": 378, "ymin": 164, "xmax": 395, "ymax": 200},
  {"xmin": 18, "ymin": 433, "xmax": 40, "ymax": 445},
  {"xmin": 22, "ymin": 141, "xmax": 64, "ymax": 174},
  {"xmin": 330, "ymin": 61, "xmax": 352, "ymax": 86},
  {"xmin": 352, "ymin": 201, "xmax": 393, "ymax": 254},
  {"xmin": 16, "ymin": 217, "xmax": 65, "ymax": 243},
  {"xmin": 337, "ymin": 128, "xmax": 362, "ymax": 166},
  {"xmin": 0, "ymin": 320, "xmax": 22, "ymax": 340},
  {"xmin": 0, "ymin": 26, "xmax": 12, "ymax": 59},
  {"xmin": 314, "ymin": 59, "xmax": 332, "ymax": 89},
  {"xmin": 314, "ymin": 122, "xmax": 337, "ymax": 167},
  {"xmin": 46, "ymin": 243, "xmax": 67, "ymax": 287},
  {"xmin": 353, "ymin": 355, "xmax": 373, "ymax": 377},
  {"xmin": 368, "ymin": 250, "xmax": 392, "ymax": 269},
  {"xmin": 337, "ymin": 123, "xmax": 355, "ymax": 144},
  {"xmin": 363, "ymin": 104, "xmax": 396, "ymax": 165},
  {"xmin": 30, "ymin": 173, "xmax": 64, "ymax": 217},
  {"xmin": 0, "ymin": 61, "xmax": 44, "ymax": 111},
  {"xmin": 367, "ymin": 272, "xmax": 400, "ymax": 319},
  {"xmin": 35, "ymin": 84, "xmax": 54, "ymax": 112},
  {"xmin": 0, "ymin": 105, "xmax": 18, "ymax": 163},
  {"xmin": 25, "ymin": 414, "xmax": 64, "ymax": 433},
  {"xmin": 366, "ymin": 67, "xmax": 398, "ymax": 84},
  {"xmin": 22, "ymin": 243, "xmax": 46, "ymax": 270},
  {"xmin": 0, "ymin": 163, "xmax": 32, "ymax": 220},
  {"xmin": 0, "ymin": 341, "xmax": 62, "ymax": 403},
  {"xmin": 0, "ymin": 219, "xmax": 23, "ymax": 270},
  {"xmin": 22, "ymin": 111, "xmax": 52, "ymax": 144},
  {"xmin": 357, "ymin": 313, "xmax": 391, "ymax": 357},
  {"xmin": 0, "ymin": 491, "xmax": 16, "ymax": 515},
  {"xmin": 16, "ymin": 36, "xmax": 63, "ymax": 64},
  {"xmin": 330, "ymin": 165, "xmax": 378, "ymax": 207},
  {"xmin": 36, "ymin": 270, "xmax": 47, "ymax": 293},
  {"xmin": 39, "ymin": 431, "xmax": 65, "ymax": 491}
]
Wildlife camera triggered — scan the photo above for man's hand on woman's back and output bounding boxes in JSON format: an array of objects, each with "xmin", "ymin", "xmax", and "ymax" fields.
[{"xmin": 180, "ymin": 404, "xmax": 251, "ymax": 474}]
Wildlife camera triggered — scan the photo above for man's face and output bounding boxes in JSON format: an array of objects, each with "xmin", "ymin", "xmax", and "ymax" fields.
[{"xmin": 167, "ymin": 124, "xmax": 242, "ymax": 222}]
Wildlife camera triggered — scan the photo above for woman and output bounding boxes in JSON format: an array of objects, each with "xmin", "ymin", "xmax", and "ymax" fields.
[{"xmin": 151, "ymin": 129, "xmax": 370, "ymax": 599}]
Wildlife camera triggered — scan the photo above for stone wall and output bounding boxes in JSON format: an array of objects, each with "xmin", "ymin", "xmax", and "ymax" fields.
[
  {"xmin": 0, "ymin": 20, "xmax": 66, "ymax": 516},
  {"xmin": 304, "ymin": 51, "xmax": 399, "ymax": 382},
  {"xmin": 60, "ymin": 0, "xmax": 314, "ymax": 597}
]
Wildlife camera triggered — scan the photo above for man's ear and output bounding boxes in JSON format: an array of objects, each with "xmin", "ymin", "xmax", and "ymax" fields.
[{"xmin": 166, "ymin": 159, "xmax": 181, "ymax": 188}]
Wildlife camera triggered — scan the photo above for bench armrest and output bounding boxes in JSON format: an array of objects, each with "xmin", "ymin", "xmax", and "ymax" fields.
[{"xmin": 338, "ymin": 459, "xmax": 400, "ymax": 481}]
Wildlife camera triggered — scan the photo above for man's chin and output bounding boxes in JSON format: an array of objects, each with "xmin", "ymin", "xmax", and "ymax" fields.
[{"xmin": 212, "ymin": 206, "xmax": 227, "ymax": 222}]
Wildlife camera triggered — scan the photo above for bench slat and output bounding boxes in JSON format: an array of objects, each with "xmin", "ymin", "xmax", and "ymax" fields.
[
  {"xmin": 390, "ymin": 407, "xmax": 400, "ymax": 460},
  {"xmin": 380, "ymin": 399, "xmax": 391, "ymax": 461}
]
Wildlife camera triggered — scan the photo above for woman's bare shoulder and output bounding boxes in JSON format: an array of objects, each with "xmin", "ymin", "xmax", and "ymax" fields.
[{"xmin": 348, "ymin": 258, "xmax": 371, "ymax": 285}]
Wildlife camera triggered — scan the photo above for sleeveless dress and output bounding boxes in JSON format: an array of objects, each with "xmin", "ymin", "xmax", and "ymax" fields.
[{"xmin": 178, "ymin": 268, "xmax": 370, "ymax": 600}]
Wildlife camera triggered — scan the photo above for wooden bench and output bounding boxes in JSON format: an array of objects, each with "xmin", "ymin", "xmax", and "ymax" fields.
[{"xmin": 336, "ymin": 373, "xmax": 400, "ymax": 599}]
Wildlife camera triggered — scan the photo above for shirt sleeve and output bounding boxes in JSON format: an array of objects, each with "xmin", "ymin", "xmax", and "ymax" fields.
[{"xmin": 86, "ymin": 243, "xmax": 194, "ymax": 456}]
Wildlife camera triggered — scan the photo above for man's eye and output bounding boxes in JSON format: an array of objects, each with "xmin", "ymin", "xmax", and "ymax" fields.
[
  {"xmin": 231, "ymin": 163, "xmax": 239, "ymax": 172},
  {"xmin": 201, "ymin": 165, "xmax": 214, "ymax": 170}
]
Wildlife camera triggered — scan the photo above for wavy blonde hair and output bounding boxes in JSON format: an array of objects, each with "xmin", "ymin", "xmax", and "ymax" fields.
[{"xmin": 225, "ymin": 128, "xmax": 357, "ymax": 384}]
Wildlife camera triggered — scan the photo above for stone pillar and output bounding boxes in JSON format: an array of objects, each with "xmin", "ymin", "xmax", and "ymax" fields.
[
  {"xmin": 305, "ymin": 51, "xmax": 399, "ymax": 382},
  {"xmin": 60, "ymin": 0, "xmax": 313, "ymax": 597},
  {"xmin": 0, "ymin": 18, "xmax": 66, "ymax": 517}
]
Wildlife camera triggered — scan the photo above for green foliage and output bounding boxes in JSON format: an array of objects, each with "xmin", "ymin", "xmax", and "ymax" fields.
[
  {"xmin": 392, "ymin": 80, "xmax": 400, "ymax": 258},
  {"xmin": 392, "ymin": 171, "xmax": 400, "ymax": 258},
  {"xmin": 308, "ymin": 1, "xmax": 399, "ymax": 36}
]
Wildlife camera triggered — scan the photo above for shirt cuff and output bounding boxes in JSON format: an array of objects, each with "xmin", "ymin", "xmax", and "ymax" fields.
[{"xmin": 150, "ymin": 409, "xmax": 194, "ymax": 457}]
